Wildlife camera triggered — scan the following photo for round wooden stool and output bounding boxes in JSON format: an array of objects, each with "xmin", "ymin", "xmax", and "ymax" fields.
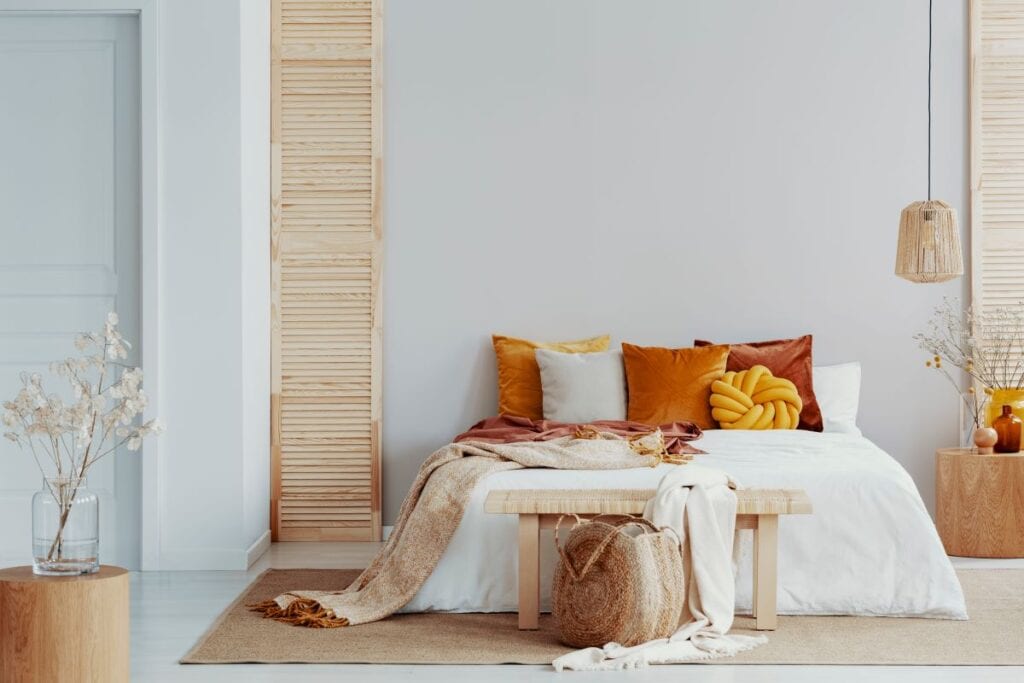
[{"xmin": 0, "ymin": 565, "xmax": 129, "ymax": 683}]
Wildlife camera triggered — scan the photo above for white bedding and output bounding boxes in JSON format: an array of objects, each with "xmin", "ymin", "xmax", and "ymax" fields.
[{"xmin": 403, "ymin": 429, "xmax": 967, "ymax": 619}]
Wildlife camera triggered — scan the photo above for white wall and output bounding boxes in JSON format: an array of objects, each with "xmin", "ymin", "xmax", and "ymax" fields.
[
  {"xmin": 239, "ymin": 0, "xmax": 271, "ymax": 567},
  {"xmin": 154, "ymin": 0, "xmax": 269, "ymax": 569},
  {"xmin": 382, "ymin": 0, "xmax": 969, "ymax": 523}
]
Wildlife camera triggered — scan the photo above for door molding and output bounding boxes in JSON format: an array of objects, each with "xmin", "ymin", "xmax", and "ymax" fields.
[{"xmin": 0, "ymin": 0, "xmax": 162, "ymax": 569}]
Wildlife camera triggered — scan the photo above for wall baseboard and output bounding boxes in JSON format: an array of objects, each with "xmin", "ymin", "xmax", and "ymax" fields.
[
  {"xmin": 147, "ymin": 530, "xmax": 270, "ymax": 571},
  {"xmin": 157, "ymin": 547, "xmax": 251, "ymax": 571},
  {"xmin": 246, "ymin": 530, "xmax": 272, "ymax": 568},
  {"xmin": 383, "ymin": 525, "xmax": 394, "ymax": 540}
]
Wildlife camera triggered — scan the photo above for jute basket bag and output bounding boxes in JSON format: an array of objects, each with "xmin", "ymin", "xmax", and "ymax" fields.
[{"xmin": 552, "ymin": 515, "xmax": 684, "ymax": 648}]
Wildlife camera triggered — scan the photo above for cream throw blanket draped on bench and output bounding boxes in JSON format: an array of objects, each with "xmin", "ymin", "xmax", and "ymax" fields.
[
  {"xmin": 554, "ymin": 464, "xmax": 767, "ymax": 671},
  {"xmin": 253, "ymin": 436, "xmax": 666, "ymax": 627}
]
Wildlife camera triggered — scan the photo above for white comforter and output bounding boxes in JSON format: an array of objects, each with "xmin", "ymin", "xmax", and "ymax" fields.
[{"xmin": 403, "ymin": 429, "xmax": 967, "ymax": 619}]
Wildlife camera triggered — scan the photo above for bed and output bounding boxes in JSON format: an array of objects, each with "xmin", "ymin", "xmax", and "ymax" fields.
[{"xmin": 403, "ymin": 429, "xmax": 968, "ymax": 619}]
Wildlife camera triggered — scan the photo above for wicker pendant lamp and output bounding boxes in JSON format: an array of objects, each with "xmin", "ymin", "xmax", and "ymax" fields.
[{"xmin": 895, "ymin": 0, "xmax": 963, "ymax": 283}]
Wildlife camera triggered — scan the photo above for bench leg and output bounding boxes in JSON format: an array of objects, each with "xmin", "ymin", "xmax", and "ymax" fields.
[
  {"xmin": 752, "ymin": 514, "xmax": 778, "ymax": 630},
  {"xmin": 518, "ymin": 513, "xmax": 540, "ymax": 630}
]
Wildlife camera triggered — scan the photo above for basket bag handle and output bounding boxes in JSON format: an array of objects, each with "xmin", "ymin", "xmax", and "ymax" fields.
[{"xmin": 553, "ymin": 514, "xmax": 662, "ymax": 582}]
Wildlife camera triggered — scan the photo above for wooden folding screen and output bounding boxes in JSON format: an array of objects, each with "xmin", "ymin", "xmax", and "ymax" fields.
[
  {"xmin": 971, "ymin": 0, "xmax": 1024, "ymax": 382},
  {"xmin": 271, "ymin": 0, "xmax": 382, "ymax": 541}
]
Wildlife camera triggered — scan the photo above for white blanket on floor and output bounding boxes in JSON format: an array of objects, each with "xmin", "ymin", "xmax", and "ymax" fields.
[{"xmin": 553, "ymin": 464, "xmax": 766, "ymax": 671}]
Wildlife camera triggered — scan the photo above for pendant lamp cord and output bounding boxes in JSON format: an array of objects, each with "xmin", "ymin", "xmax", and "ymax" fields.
[{"xmin": 928, "ymin": 0, "xmax": 932, "ymax": 201}]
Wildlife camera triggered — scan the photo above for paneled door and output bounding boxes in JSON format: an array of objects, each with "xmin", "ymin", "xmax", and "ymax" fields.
[
  {"xmin": 271, "ymin": 0, "xmax": 383, "ymax": 541},
  {"xmin": 0, "ymin": 14, "xmax": 141, "ymax": 567}
]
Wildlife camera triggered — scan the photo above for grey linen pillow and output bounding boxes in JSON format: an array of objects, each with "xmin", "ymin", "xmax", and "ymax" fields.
[{"xmin": 535, "ymin": 348, "xmax": 627, "ymax": 422}]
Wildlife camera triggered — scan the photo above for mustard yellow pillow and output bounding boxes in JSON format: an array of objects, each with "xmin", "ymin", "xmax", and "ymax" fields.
[
  {"xmin": 710, "ymin": 365, "xmax": 803, "ymax": 429},
  {"xmin": 622, "ymin": 343, "xmax": 729, "ymax": 429},
  {"xmin": 493, "ymin": 334, "xmax": 610, "ymax": 420}
]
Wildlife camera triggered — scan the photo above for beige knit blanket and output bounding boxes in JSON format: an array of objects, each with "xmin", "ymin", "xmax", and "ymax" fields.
[{"xmin": 253, "ymin": 435, "xmax": 675, "ymax": 627}]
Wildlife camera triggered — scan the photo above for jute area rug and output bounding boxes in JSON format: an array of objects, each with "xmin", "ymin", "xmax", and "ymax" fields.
[{"xmin": 182, "ymin": 568, "xmax": 1024, "ymax": 665}]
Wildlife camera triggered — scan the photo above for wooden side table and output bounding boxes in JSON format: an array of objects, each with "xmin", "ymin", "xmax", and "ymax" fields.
[
  {"xmin": 0, "ymin": 566, "xmax": 129, "ymax": 683},
  {"xmin": 936, "ymin": 447, "xmax": 1024, "ymax": 558}
]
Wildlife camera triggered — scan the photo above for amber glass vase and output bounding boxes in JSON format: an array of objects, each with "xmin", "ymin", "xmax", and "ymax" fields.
[
  {"xmin": 986, "ymin": 389, "xmax": 1024, "ymax": 427},
  {"xmin": 993, "ymin": 405, "xmax": 1023, "ymax": 453}
]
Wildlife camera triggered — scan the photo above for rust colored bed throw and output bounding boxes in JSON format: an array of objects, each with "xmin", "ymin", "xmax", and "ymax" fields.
[
  {"xmin": 455, "ymin": 415, "xmax": 704, "ymax": 454},
  {"xmin": 252, "ymin": 417, "xmax": 702, "ymax": 628}
]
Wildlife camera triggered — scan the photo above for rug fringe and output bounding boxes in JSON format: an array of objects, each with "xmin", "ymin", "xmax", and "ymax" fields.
[{"xmin": 248, "ymin": 597, "xmax": 350, "ymax": 628}]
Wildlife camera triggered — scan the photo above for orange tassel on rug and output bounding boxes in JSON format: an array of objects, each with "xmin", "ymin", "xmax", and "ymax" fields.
[{"xmin": 249, "ymin": 597, "xmax": 350, "ymax": 628}]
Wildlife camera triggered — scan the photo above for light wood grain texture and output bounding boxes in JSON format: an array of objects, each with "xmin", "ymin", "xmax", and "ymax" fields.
[
  {"xmin": 936, "ymin": 447, "xmax": 1024, "ymax": 558},
  {"xmin": 484, "ymin": 488, "xmax": 812, "ymax": 516},
  {"xmin": 487, "ymin": 488, "xmax": 811, "ymax": 632},
  {"xmin": 271, "ymin": 0, "xmax": 382, "ymax": 542},
  {"xmin": 753, "ymin": 514, "xmax": 778, "ymax": 629},
  {"xmin": 518, "ymin": 514, "xmax": 540, "ymax": 630},
  {"xmin": 971, "ymin": 0, "xmax": 1024, "ymax": 380},
  {"xmin": 0, "ymin": 566, "xmax": 129, "ymax": 683}
]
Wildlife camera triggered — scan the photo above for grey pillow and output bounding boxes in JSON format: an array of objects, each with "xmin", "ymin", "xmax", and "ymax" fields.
[{"xmin": 535, "ymin": 349, "xmax": 627, "ymax": 423}]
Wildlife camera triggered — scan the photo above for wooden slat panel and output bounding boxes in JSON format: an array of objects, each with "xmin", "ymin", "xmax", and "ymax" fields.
[
  {"xmin": 281, "ymin": 527, "xmax": 375, "ymax": 541},
  {"xmin": 272, "ymin": 0, "xmax": 382, "ymax": 542},
  {"xmin": 972, "ymin": 2, "xmax": 1024, "ymax": 384}
]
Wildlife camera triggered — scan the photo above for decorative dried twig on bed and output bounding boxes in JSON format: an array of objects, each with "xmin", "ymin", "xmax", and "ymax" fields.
[{"xmin": 572, "ymin": 426, "xmax": 694, "ymax": 467}]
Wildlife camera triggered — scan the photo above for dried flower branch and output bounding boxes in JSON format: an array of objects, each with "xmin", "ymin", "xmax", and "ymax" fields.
[
  {"xmin": 914, "ymin": 297, "xmax": 1024, "ymax": 391},
  {"xmin": 2, "ymin": 313, "xmax": 163, "ymax": 564}
]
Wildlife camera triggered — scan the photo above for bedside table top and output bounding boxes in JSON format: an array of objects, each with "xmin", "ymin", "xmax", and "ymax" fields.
[
  {"xmin": 936, "ymin": 447, "xmax": 1024, "ymax": 458},
  {"xmin": 0, "ymin": 565, "xmax": 126, "ymax": 584}
]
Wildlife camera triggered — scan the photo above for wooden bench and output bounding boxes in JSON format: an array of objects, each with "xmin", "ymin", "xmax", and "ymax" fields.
[{"xmin": 484, "ymin": 488, "xmax": 811, "ymax": 631}]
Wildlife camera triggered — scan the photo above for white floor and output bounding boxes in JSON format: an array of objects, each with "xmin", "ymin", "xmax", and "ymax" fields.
[{"xmin": 132, "ymin": 543, "xmax": 1024, "ymax": 683}]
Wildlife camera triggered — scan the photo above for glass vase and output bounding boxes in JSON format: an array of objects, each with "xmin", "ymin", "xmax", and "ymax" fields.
[
  {"xmin": 959, "ymin": 394, "xmax": 975, "ymax": 448},
  {"xmin": 32, "ymin": 477, "xmax": 99, "ymax": 576},
  {"xmin": 985, "ymin": 388, "xmax": 1024, "ymax": 427}
]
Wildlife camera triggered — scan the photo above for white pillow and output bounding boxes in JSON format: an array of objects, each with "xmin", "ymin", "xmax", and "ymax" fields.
[
  {"xmin": 536, "ymin": 349, "xmax": 627, "ymax": 422},
  {"xmin": 812, "ymin": 362, "xmax": 862, "ymax": 435}
]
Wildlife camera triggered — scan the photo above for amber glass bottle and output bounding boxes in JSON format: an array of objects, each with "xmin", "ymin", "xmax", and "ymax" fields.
[{"xmin": 993, "ymin": 405, "xmax": 1023, "ymax": 453}]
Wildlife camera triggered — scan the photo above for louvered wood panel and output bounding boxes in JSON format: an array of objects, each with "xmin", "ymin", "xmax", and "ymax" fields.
[
  {"xmin": 271, "ymin": 0, "xmax": 382, "ymax": 541},
  {"xmin": 972, "ymin": 0, "xmax": 1024, "ymax": 385}
]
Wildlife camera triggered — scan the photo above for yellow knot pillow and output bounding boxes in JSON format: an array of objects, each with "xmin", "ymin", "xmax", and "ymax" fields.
[{"xmin": 709, "ymin": 365, "xmax": 803, "ymax": 430}]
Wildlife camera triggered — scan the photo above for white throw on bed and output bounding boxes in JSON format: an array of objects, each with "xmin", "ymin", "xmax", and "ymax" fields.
[{"xmin": 403, "ymin": 429, "xmax": 968, "ymax": 619}]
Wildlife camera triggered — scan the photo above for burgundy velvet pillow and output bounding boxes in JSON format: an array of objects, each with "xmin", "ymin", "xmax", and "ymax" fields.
[{"xmin": 694, "ymin": 335, "xmax": 823, "ymax": 432}]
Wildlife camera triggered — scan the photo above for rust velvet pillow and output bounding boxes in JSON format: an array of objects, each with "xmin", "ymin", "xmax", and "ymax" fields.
[
  {"xmin": 694, "ymin": 335, "xmax": 823, "ymax": 432},
  {"xmin": 621, "ymin": 343, "xmax": 730, "ymax": 429},
  {"xmin": 492, "ymin": 334, "xmax": 610, "ymax": 420}
]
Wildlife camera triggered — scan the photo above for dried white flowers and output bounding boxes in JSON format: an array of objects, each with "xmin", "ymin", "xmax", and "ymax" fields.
[
  {"xmin": 3, "ymin": 312, "xmax": 164, "ymax": 482},
  {"xmin": 915, "ymin": 297, "xmax": 1024, "ymax": 390}
]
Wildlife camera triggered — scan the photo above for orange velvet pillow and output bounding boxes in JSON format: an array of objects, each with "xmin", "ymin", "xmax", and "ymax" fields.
[
  {"xmin": 492, "ymin": 334, "xmax": 610, "ymax": 420},
  {"xmin": 622, "ymin": 343, "xmax": 730, "ymax": 429},
  {"xmin": 694, "ymin": 335, "xmax": 823, "ymax": 432}
]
